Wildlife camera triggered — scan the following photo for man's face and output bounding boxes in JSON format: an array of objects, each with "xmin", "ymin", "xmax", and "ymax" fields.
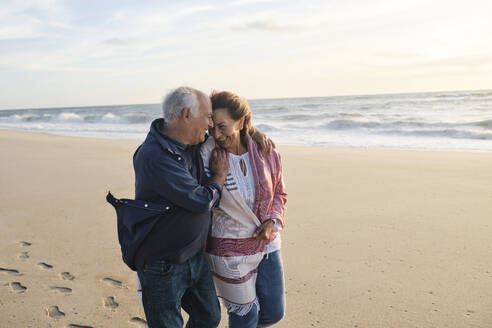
[{"xmin": 187, "ymin": 97, "xmax": 213, "ymax": 145}]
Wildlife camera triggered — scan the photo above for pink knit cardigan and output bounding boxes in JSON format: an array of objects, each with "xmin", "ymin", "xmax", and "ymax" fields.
[
  {"xmin": 247, "ymin": 135, "xmax": 287, "ymax": 228},
  {"xmin": 207, "ymin": 135, "xmax": 287, "ymax": 255}
]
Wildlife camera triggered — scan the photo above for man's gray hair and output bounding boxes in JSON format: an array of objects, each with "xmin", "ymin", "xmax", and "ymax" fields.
[{"xmin": 162, "ymin": 86, "xmax": 203, "ymax": 122}]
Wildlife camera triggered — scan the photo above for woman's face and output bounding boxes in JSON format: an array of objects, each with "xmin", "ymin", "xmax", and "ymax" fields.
[{"xmin": 210, "ymin": 108, "xmax": 244, "ymax": 150}]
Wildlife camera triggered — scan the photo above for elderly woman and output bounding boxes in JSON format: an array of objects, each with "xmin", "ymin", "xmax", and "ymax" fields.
[{"xmin": 201, "ymin": 91, "xmax": 287, "ymax": 328}]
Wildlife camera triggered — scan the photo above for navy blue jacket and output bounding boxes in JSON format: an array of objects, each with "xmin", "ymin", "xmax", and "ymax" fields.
[
  {"xmin": 106, "ymin": 191, "xmax": 172, "ymax": 271},
  {"xmin": 132, "ymin": 119, "xmax": 221, "ymax": 267}
]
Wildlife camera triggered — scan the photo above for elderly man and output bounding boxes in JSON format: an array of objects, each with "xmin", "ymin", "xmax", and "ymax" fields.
[
  {"xmin": 133, "ymin": 87, "xmax": 270, "ymax": 327},
  {"xmin": 134, "ymin": 87, "xmax": 227, "ymax": 327}
]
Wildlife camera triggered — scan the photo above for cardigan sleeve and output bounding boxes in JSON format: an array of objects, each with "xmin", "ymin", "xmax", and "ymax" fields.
[{"xmin": 266, "ymin": 149, "xmax": 287, "ymax": 228}]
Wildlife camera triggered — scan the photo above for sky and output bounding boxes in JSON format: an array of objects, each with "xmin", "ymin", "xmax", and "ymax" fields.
[{"xmin": 0, "ymin": 0, "xmax": 491, "ymax": 110}]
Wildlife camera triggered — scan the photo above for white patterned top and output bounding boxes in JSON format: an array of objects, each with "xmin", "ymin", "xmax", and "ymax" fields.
[{"xmin": 228, "ymin": 152, "xmax": 255, "ymax": 211}]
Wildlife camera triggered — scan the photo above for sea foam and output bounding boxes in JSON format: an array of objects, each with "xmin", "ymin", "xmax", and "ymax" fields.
[{"xmin": 1, "ymin": 91, "xmax": 491, "ymax": 151}]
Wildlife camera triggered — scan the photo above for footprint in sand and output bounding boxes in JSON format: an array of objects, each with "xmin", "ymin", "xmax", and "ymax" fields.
[
  {"xmin": 18, "ymin": 241, "xmax": 32, "ymax": 246},
  {"xmin": 59, "ymin": 272, "xmax": 75, "ymax": 280},
  {"xmin": 101, "ymin": 277, "xmax": 124, "ymax": 288},
  {"xmin": 50, "ymin": 286, "xmax": 72, "ymax": 294},
  {"xmin": 18, "ymin": 252, "xmax": 29, "ymax": 260},
  {"xmin": 46, "ymin": 306, "xmax": 65, "ymax": 319},
  {"xmin": 0, "ymin": 267, "xmax": 21, "ymax": 276},
  {"xmin": 67, "ymin": 324, "xmax": 94, "ymax": 328},
  {"xmin": 130, "ymin": 317, "xmax": 147, "ymax": 327},
  {"xmin": 9, "ymin": 282, "xmax": 27, "ymax": 293},
  {"xmin": 104, "ymin": 296, "xmax": 119, "ymax": 309},
  {"xmin": 38, "ymin": 262, "xmax": 53, "ymax": 269}
]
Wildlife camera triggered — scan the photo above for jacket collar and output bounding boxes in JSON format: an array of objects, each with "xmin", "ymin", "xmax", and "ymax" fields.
[{"xmin": 147, "ymin": 118, "xmax": 189, "ymax": 155}]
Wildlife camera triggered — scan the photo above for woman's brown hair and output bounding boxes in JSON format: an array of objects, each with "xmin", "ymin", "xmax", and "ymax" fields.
[{"xmin": 210, "ymin": 90, "xmax": 252, "ymax": 140}]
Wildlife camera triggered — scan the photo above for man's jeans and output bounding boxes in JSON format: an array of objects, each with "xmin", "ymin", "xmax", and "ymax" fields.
[
  {"xmin": 137, "ymin": 251, "xmax": 221, "ymax": 328},
  {"xmin": 228, "ymin": 250, "xmax": 285, "ymax": 328}
]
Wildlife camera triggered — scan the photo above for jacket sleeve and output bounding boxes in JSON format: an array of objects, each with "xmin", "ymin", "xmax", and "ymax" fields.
[
  {"xmin": 142, "ymin": 151, "xmax": 221, "ymax": 213},
  {"xmin": 266, "ymin": 149, "xmax": 287, "ymax": 227}
]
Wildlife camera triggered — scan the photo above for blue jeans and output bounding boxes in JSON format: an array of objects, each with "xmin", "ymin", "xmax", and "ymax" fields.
[
  {"xmin": 228, "ymin": 250, "xmax": 285, "ymax": 328},
  {"xmin": 137, "ymin": 251, "xmax": 221, "ymax": 328}
]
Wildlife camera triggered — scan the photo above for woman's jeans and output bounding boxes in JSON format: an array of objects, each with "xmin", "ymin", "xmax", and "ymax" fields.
[
  {"xmin": 228, "ymin": 250, "xmax": 285, "ymax": 328},
  {"xmin": 137, "ymin": 251, "xmax": 221, "ymax": 328}
]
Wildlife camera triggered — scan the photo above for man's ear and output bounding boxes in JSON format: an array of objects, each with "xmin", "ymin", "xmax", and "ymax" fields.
[{"xmin": 181, "ymin": 107, "xmax": 191, "ymax": 121}]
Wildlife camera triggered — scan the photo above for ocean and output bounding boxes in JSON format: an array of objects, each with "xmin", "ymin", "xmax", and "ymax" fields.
[{"xmin": 1, "ymin": 90, "xmax": 491, "ymax": 151}]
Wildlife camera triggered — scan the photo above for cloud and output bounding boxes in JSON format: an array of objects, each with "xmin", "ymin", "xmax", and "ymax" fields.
[
  {"xmin": 418, "ymin": 54, "xmax": 492, "ymax": 71},
  {"xmin": 356, "ymin": 53, "xmax": 492, "ymax": 79},
  {"xmin": 375, "ymin": 52, "xmax": 423, "ymax": 59},
  {"xmin": 0, "ymin": 2, "xmax": 211, "ymax": 72},
  {"xmin": 0, "ymin": 0, "xmax": 74, "ymax": 40},
  {"xmin": 107, "ymin": 4, "xmax": 214, "ymax": 26},
  {"xmin": 0, "ymin": 25, "xmax": 44, "ymax": 40},
  {"xmin": 230, "ymin": 0, "xmax": 275, "ymax": 6},
  {"xmin": 2, "ymin": 0, "xmax": 492, "ymax": 107},
  {"xmin": 101, "ymin": 37, "xmax": 136, "ymax": 46},
  {"xmin": 233, "ymin": 19, "xmax": 307, "ymax": 32}
]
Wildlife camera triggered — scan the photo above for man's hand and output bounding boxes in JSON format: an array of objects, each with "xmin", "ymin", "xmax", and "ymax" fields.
[
  {"xmin": 210, "ymin": 147, "xmax": 229, "ymax": 187},
  {"xmin": 249, "ymin": 126, "xmax": 275, "ymax": 155},
  {"xmin": 252, "ymin": 219, "xmax": 275, "ymax": 240}
]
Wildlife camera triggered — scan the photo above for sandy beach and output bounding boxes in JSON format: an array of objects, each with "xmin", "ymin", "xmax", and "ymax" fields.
[{"xmin": 1, "ymin": 129, "xmax": 492, "ymax": 328}]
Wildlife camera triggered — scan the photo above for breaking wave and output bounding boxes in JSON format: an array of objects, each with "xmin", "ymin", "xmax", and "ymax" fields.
[{"xmin": 1, "ymin": 90, "xmax": 491, "ymax": 150}]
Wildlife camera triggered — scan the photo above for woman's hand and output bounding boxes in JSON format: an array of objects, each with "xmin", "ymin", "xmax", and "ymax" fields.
[{"xmin": 253, "ymin": 219, "xmax": 275, "ymax": 240}]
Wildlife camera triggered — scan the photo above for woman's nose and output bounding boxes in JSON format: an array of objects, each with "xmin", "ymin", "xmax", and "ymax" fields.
[{"xmin": 213, "ymin": 128, "xmax": 222, "ymax": 139}]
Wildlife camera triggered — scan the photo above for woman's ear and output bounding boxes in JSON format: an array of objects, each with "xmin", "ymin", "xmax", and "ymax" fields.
[{"xmin": 239, "ymin": 116, "xmax": 245, "ymax": 130}]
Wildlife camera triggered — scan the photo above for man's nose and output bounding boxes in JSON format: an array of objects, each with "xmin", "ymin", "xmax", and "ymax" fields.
[{"xmin": 208, "ymin": 117, "xmax": 214, "ymax": 128}]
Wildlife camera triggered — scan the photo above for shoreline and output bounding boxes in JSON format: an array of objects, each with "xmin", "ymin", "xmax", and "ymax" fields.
[{"xmin": 1, "ymin": 128, "xmax": 491, "ymax": 154}]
